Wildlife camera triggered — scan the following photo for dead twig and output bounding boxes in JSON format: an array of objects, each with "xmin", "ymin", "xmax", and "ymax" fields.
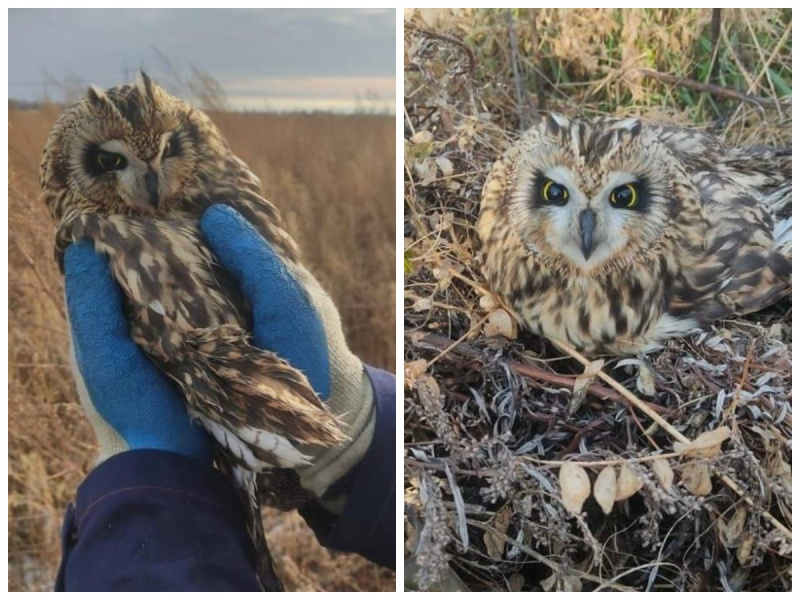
[
  {"xmin": 636, "ymin": 68, "xmax": 773, "ymax": 107},
  {"xmin": 406, "ymin": 329, "xmax": 669, "ymax": 415},
  {"xmin": 505, "ymin": 9, "xmax": 528, "ymax": 131}
]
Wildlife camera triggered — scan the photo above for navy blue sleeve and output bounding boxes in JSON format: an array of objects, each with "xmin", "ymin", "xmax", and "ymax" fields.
[
  {"xmin": 300, "ymin": 365, "xmax": 396, "ymax": 570},
  {"xmin": 56, "ymin": 366, "xmax": 397, "ymax": 591},
  {"xmin": 55, "ymin": 450, "xmax": 262, "ymax": 592}
]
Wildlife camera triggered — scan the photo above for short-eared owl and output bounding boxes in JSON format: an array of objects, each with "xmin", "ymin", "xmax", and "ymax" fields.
[
  {"xmin": 478, "ymin": 114, "xmax": 791, "ymax": 355},
  {"xmin": 40, "ymin": 72, "xmax": 346, "ymax": 589}
]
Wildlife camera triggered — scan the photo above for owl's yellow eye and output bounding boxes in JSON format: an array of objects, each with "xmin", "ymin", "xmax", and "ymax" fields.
[
  {"xmin": 541, "ymin": 179, "xmax": 569, "ymax": 205},
  {"xmin": 610, "ymin": 183, "xmax": 638, "ymax": 208},
  {"xmin": 96, "ymin": 150, "xmax": 126, "ymax": 172}
]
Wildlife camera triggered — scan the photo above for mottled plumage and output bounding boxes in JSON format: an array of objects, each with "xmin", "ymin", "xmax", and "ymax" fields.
[
  {"xmin": 478, "ymin": 113, "xmax": 791, "ymax": 355},
  {"xmin": 40, "ymin": 73, "xmax": 346, "ymax": 589}
]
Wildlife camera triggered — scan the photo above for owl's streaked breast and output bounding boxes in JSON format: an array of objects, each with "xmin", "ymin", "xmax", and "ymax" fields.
[{"xmin": 67, "ymin": 213, "xmax": 246, "ymax": 356}]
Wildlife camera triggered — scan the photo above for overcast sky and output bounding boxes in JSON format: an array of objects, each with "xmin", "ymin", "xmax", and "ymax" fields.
[{"xmin": 9, "ymin": 8, "xmax": 396, "ymax": 112}]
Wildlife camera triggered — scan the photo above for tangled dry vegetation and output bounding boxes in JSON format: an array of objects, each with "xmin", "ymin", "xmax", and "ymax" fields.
[
  {"xmin": 9, "ymin": 106, "xmax": 395, "ymax": 591},
  {"xmin": 404, "ymin": 8, "xmax": 791, "ymax": 592}
]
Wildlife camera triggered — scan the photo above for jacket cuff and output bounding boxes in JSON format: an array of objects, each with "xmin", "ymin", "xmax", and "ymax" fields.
[
  {"xmin": 57, "ymin": 450, "xmax": 262, "ymax": 591},
  {"xmin": 301, "ymin": 365, "xmax": 396, "ymax": 569}
]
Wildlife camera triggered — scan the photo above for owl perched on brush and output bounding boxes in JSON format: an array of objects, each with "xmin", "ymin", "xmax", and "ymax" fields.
[
  {"xmin": 478, "ymin": 113, "xmax": 791, "ymax": 355},
  {"xmin": 40, "ymin": 72, "xmax": 346, "ymax": 589}
]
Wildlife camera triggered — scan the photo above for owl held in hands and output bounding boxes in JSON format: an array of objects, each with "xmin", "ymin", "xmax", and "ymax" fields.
[
  {"xmin": 40, "ymin": 72, "xmax": 347, "ymax": 590},
  {"xmin": 478, "ymin": 113, "xmax": 791, "ymax": 355}
]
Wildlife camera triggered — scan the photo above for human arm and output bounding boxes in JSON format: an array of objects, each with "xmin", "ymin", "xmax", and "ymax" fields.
[
  {"xmin": 56, "ymin": 243, "xmax": 264, "ymax": 591},
  {"xmin": 200, "ymin": 205, "xmax": 396, "ymax": 569}
]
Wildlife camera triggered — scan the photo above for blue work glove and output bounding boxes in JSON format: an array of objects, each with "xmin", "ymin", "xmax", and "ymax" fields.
[
  {"xmin": 200, "ymin": 205, "xmax": 376, "ymax": 502},
  {"xmin": 64, "ymin": 242, "xmax": 212, "ymax": 465}
]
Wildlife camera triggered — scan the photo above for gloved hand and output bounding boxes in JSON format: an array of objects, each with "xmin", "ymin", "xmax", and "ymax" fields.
[
  {"xmin": 64, "ymin": 242, "xmax": 212, "ymax": 465},
  {"xmin": 200, "ymin": 205, "xmax": 376, "ymax": 502}
]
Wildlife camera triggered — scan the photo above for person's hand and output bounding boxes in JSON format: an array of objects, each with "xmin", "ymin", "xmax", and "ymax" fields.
[
  {"xmin": 200, "ymin": 205, "xmax": 376, "ymax": 501},
  {"xmin": 64, "ymin": 242, "xmax": 212, "ymax": 464}
]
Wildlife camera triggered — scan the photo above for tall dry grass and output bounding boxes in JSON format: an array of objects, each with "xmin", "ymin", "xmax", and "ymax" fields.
[{"xmin": 8, "ymin": 106, "xmax": 395, "ymax": 591}]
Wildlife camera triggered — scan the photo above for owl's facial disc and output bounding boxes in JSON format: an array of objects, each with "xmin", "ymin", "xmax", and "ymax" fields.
[
  {"xmin": 525, "ymin": 166, "xmax": 651, "ymax": 271},
  {"xmin": 86, "ymin": 139, "xmax": 163, "ymax": 211},
  {"xmin": 81, "ymin": 127, "xmax": 193, "ymax": 214}
]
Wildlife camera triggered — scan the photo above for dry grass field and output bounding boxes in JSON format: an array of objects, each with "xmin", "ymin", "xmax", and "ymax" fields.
[
  {"xmin": 404, "ymin": 8, "xmax": 790, "ymax": 592},
  {"xmin": 8, "ymin": 106, "xmax": 395, "ymax": 591}
]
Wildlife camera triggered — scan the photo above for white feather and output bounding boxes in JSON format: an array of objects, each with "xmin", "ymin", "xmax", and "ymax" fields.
[
  {"xmin": 237, "ymin": 425, "xmax": 313, "ymax": 469},
  {"xmin": 773, "ymin": 217, "xmax": 791, "ymax": 252},
  {"xmin": 198, "ymin": 418, "xmax": 312, "ymax": 470}
]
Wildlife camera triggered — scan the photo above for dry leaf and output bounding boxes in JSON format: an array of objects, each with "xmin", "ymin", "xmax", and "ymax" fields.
[
  {"xmin": 651, "ymin": 458, "xmax": 674, "ymax": 491},
  {"xmin": 416, "ymin": 374, "xmax": 442, "ymax": 409},
  {"xmin": 484, "ymin": 308, "xmax": 516, "ymax": 339},
  {"xmin": 562, "ymin": 575, "xmax": 583, "ymax": 592},
  {"xmin": 681, "ymin": 462, "xmax": 712, "ymax": 496},
  {"xmin": 411, "ymin": 130, "xmax": 434, "ymax": 144},
  {"xmin": 435, "ymin": 156, "xmax": 454, "ymax": 177},
  {"xmin": 411, "ymin": 296, "xmax": 433, "ymax": 313},
  {"xmin": 404, "ymin": 359, "xmax": 428, "ymax": 386},
  {"xmin": 543, "ymin": 572, "xmax": 582, "ymax": 592},
  {"xmin": 569, "ymin": 359, "xmax": 604, "ymax": 414},
  {"xmin": 773, "ymin": 456, "xmax": 791, "ymax": 493},
  {"xmin": 570, "ymin": 376, "xmax": 592, "ymax": 413},
  {"xmin": 541, "ymin": 572, "xmax": 557, "ymax": 592},
  {"xmin": 615, "ymin": 463, "xmax": 643, "ymax": 501},
  {"xmin": 593, "ymin": 466, "xmax": 617, "ymax": 514},
  {"xmin": 508, "ymin": 574, "xmax": 524, "ymax": 592},
  {"xmin": 722, "ymin": 506, "xmax": 748, "ymax": 546},
  {"xmin": 636, "ymin": 362, "xmax": 656, "ymax": 396},
  {"xmin": 431, "ymin": 266, "xmax": 452, "ymax": 292},
  {"xmin": 428, "ymin": 211, "xmax": 454, "ymax": 230},
  {"xmin": 478, "ymin": 294, "xmax": 497, "ymax": 310},
  {"xmin": 673, "ymin": 426, "xmax": 731, "ymax": 458},
  {"xmin": 583, "ymin": 358, "xmax": 606, "ymax": 378},
  {"xmin": 737, "ymin": 535, "xmax": 754, "ymax": 564},
  {"xmin": 560, "ymin": 463, "xmax": 591, "ymax": 515},
  {"xmin": 484, "ymin": 503, "xmax": 512, "ymax": 560}
]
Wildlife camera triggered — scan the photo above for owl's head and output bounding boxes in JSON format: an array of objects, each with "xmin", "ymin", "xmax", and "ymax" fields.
[
  {"xmin": 506, "ymin": 114, "xmax": 687, "ymax": 272},
  {"xmin": 40, "ymin": 72, "xmax": 225, "ymax": 222}
]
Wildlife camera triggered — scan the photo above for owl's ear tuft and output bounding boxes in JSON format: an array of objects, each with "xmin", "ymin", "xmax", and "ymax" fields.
[
  {"xmin": 137, "ymin": 70, "xmax": 156, "ymax": 101},
  {"xmin": 86, "ymin": 85, "xmax": 108, "ymax": 109},
  {"xmin": 545, "ymin": 113, "xmax": 571, "ymax": 136}
]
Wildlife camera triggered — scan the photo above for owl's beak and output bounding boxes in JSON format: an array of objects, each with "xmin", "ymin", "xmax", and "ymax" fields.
[
  {"xmin": 144, "ymin": 169, "xmax": 159, "ymax": 208},
  {"xmin": 579, "ymin": 209, "xmax": 596, "ymax": 259}
]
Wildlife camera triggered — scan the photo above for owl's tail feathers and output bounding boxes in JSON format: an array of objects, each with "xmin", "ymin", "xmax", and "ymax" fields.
[
  {"xmin": 171, "ymin": 324, "xmax": 347, "ymax": 470},
  {"xmin": 226, "ymin": 465, "xmax": 284, "ymax": 591}
]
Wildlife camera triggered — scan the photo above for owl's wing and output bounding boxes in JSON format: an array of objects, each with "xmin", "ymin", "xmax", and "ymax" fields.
[
  {"xmin": 204, "ymin": 154, "xmax": 303, "ymax": 265},
  {"xmin": 679, "ymin": 170, "xmax": 791, "ymax": 320},
  {"xmin": 650, "ymin": 123, "xmax": 791, "ymax": 199},
  {"xmin": 61, "ymin": 213, "xmax": 346, "ymax": 455},
  {"xmin": 648, "ymin": 122, "xmax": 722, "ymax": 168}
]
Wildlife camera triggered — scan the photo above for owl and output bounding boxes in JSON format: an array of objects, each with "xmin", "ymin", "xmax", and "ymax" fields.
[
  {"xmin": 39, "ymin": 72, "xmax": 347, "ymax": 590},
  {"xmin": 478, "ymin": 113, "xmax": 791, "ymax": 355}
]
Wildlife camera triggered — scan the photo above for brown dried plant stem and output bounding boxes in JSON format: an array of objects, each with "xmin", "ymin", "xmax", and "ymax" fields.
[
  {"xmin": 465, "ymin": 518, "xmax": 638, "ymax": 592},
  {"xmin": 407, "ymin": 329, "xmax": 672, "ymax": 414},
  {"xmin": 636, "ymin": 68, "xmax": 773, "ymax": 107},
  {"xmin": 551, "ymin": 339, "xmax": 792, "ymax": 543}
]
